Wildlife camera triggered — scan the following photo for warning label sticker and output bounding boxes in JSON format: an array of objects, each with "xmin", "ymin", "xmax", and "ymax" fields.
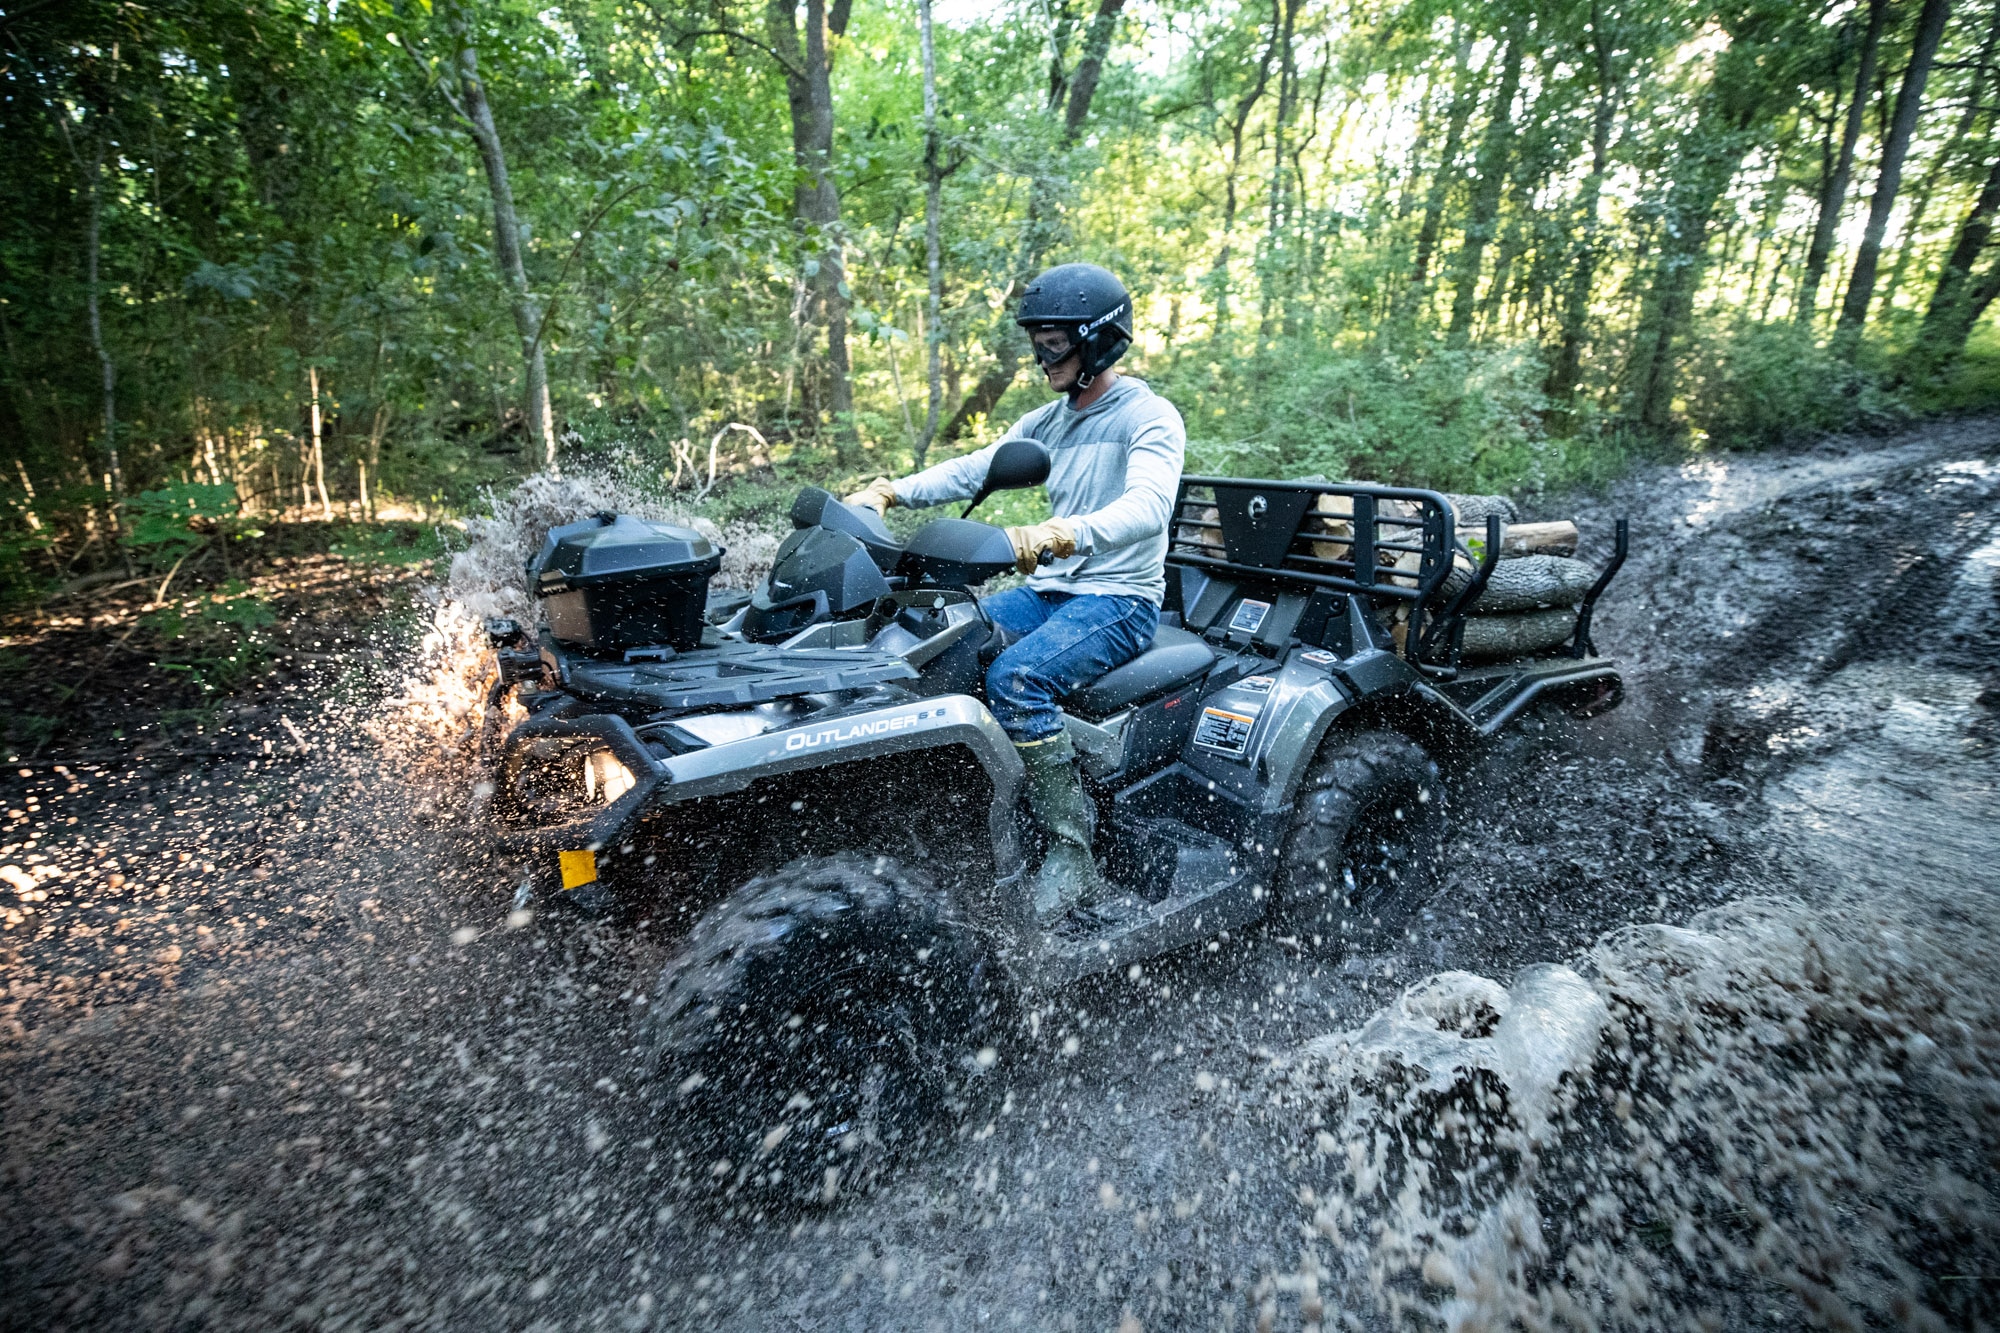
[
  {"xmin": 1301, "ymin": 649, "xmax": 1336, "ymax": 665},
  {"xmin": 1228, "ymin": 599, "xmax": 1272, "ymax": 635},
  {"xmin": 1238, "ymin": 674, "xmax": 1276, "ymax": 694},
  {"xmin": 1193, "ymin": 706, "xmax": 1258, "ymax": 756}
]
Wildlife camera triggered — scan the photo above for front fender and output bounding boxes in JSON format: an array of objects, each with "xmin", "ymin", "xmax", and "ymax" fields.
[{"xmin": 492, "ymin": 694, "xmax": 1027, "ymax": 915}]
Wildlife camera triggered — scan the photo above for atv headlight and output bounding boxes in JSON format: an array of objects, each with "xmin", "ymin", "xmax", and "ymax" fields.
[
  {"xmin": 582, "ymin": 748, "xmax": 635, "ymax": 804},
  {"xmin": 505, "ymin": 737, "xmax": 639, "ymax": 823}
]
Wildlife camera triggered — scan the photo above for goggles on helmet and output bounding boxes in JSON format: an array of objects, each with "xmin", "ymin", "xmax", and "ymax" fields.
[{"xmin": 1027, "ymin": 326, "xmax": 1080, "ymax": 368}]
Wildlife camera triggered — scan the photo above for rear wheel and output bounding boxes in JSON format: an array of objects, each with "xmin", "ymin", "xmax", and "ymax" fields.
[
  {"xmin": 644, "ymin": 853, "xmax": 1001, "ymax": 1203},
  {"xmin": 1274, "ymin": 730, "xmax": 1447, "ymax": 951}
]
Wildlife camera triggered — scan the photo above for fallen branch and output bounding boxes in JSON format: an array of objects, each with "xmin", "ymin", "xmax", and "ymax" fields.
[
  {"xmin": 41, "ymin": 570, "xmax": 150, "ymax": 604},
  {"xmin": 152, "ymin": 547, "xmax": 196, "ymax": 606},
  {"xmin": 698, "ymin": 422, "xmax": 768, "ymax": 499}
]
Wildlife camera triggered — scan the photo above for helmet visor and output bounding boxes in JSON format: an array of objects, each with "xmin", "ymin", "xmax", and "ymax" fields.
[{"xmin": 1028, "ymin": 327, "xmax": 1080, "ymax": 368}]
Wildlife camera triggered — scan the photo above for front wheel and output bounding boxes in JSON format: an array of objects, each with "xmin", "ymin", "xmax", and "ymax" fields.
[
  {"xmin": 1273, "ymin": 730, "xmax": 1447, "ymax": 951},
  {"xmin": 644, "ymin": 854, "xmax": 1001, "ymax": 1203}
]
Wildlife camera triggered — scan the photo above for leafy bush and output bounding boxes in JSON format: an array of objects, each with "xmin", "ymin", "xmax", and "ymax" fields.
[
  {"xmin": 1680, "ymin": 320, "xmax": 1908, "ymax": 448},
  {"xmin": 330, "ymin": 523, "xmax": 447, "ymax": 569},
  {"xmin": 0, "ymin": 528, "xmax": 51, "ymax": 606},
  {"xmin": 122, "ymin": 482, "xmax": 240, "ymax": 564}
]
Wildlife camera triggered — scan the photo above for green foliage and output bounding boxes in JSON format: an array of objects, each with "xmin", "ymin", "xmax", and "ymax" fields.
[
  {"xmin": 0, "ymin": 528, "xmax": 53, "ymax": 607},
  {"xmin": 1910, "ymin": 322, "xmax": 2000, "ymax": 415},
  {"xmin": 1162, "ymin": 338, "xmax": 1571, "ymax": 493},
  {"xmin": 6, "ymin": 0, "xmax": 2000, "ymax": 568},
  {"xmin": 121, "ymin": 483, "xmax": 241, "ymax": 564}
]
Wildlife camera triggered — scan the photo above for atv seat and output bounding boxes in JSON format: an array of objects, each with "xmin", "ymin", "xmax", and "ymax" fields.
[{"xmin": 1067, "ymin": 625, "xmax": 1216, "ymax": 719}]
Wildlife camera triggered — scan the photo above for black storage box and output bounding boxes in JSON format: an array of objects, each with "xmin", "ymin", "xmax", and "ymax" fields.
[{"xmin": 530, "ymin": 513, "xmax": 723, "ymax": 655}]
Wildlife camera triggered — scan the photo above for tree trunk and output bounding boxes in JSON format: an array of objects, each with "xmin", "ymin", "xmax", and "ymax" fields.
[
  {"xmin": 1884, "ymin": 0, "xmax": 2000, "ymax": 315},
  {"xmin": 1446, "ymin": 30, "xmax": 1523, "ymax": 346},
  {"xmin": 307, "ymin": 365, "xmax": 330, "ymax": 518},
  {"xmin": 1934, "ymin": 253, "xmax": 2000, "ymax": 363},
  {"xmin": 1284, "ymin": 61, "xmax": 1332, "ymax": 338},
  {"xmin": 1063, "ymin": 0, "xmax": 1126, "ymax": 141},
  {"xmin": 1903, "ymin": 152, "xmax": 2000, "ymax": 380},
  {"xmin": 768, "ymin": 0, "xmax": 854, "ymax": 455},
  {"xmin": 1258, "ymin": 0, "xmax": 1302, "ymax": 338},
  {"xmin": 439, "ymin": 0, "xmax": 557, "ymax": 471},
  {"xmin": 1396, "ymin": 67, "xmax": 1438, "ymax": 225},
  {"xmin": 1405, "ymin": 33, "xmax": 1477, "ymax": 312},
  {"xmin": 806, "ymin": 0, "xmax": 853, "ymax": 451},
  {"xmin": 919, "ymin": 0, "xmax": 944, "ymax": 469},
  {"xmin": 1797, "ymin": 0, "xmax": 1887, "ymax": 328},
  {"xmin": 363, "ymin": 403, "xmax": 388, "ymax": 518},
  {"xmin": 1206, "ymin": 0, "xmax": 1281, "ymax": 334},
  {"xmin": 53, "ymin": 91, "xmax": 123, "ymax": 498},
  {"xmin": 1628, "ymin": 60, "xmax": 1767, "ymax": 432},
  {"xmin": 937, "ymin": 0, "xmax": 1125, "ymax": 444},
  {"xmin": 1547, "ymin": 0, "xmax": 1619, "ymax": 413},
  {"xmin": 1836, "ymin": 0, "xmax": 1953, "ymax": 347},
  {"xmin": 82, "ymin": 139, "xmax": 121, "ymax": 497}
]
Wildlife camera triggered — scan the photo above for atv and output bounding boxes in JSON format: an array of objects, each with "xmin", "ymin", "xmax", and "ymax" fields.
[{"xmin": 482, "ymin": 440, "xmax": 1627, "ymax": 1197}]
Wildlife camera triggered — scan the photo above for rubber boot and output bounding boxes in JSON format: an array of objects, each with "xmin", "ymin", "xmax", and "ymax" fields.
[{"xmin": 1016, "ymin": 731, "xmax": 1105, "ymax": 926}]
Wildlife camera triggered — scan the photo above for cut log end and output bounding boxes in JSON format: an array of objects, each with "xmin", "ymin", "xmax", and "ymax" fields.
[{"xmin": 1498, "ymin": 521, "xmax": 1578, "ymax": 559}]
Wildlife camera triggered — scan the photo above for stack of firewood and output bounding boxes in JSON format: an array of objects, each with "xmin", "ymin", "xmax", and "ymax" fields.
[{"xmin": 1443, "ymin": 494, "xmax": 1591, "ymax": 660}]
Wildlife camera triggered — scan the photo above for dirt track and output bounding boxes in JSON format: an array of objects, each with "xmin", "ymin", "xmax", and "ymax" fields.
[{"xmin": 4, "ymin": 418, "xmax": 1999, "ymax": 1330}]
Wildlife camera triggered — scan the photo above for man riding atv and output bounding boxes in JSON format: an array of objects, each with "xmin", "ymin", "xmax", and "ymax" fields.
[
  {"xmin": 845, "ymin": 263, "xmax": 1185, "ymax": 926},
  {"xmin": 488, "ymin": 269, "xmax": 1628, "ymax": 1199}
]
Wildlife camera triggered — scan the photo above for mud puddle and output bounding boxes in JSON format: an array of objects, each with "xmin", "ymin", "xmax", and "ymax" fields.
[{"xmin": 3, "ymin": 419, "xmax": 1999, "ymax": 1330}]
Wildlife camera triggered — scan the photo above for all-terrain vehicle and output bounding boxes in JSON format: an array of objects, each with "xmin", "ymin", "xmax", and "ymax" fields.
[{"xmin": 482, "ymin": 441, "xmax": 1627, "ymax": 1195}]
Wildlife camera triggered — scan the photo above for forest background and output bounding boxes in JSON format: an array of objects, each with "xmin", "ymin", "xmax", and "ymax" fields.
[{"xmin": 9, "ymin": 0, "xmax": 2000, "ymax": 601}]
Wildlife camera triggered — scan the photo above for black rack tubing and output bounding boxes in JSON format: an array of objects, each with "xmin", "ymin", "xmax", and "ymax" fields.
[
  {"xmin": 1167, "ymin": 551, "xmax": 1432, "ymax": 602},
  {"xmin": 1567, "ymin": 518, "xmax": 1629, "ymax": 658},
  {"xmin": 1415, "ymin": 513, "xmax": 1501, "ymax": 676}
]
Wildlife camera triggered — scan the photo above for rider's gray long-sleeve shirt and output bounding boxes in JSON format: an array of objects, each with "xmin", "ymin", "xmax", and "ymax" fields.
[{"xmin": 890, "ymin": 376, "xmax": 1186, "ymax": 606}]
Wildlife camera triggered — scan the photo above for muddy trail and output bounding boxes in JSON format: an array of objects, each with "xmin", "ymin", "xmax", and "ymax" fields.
[{"xmin": 3, "ymin": 419, "xmax": 1999, "ymax": 1331}]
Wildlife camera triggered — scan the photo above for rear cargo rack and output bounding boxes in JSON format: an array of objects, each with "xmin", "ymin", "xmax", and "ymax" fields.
[
  {"xmin": 1168, "ymin": 476, "xmax": 1458, "ymax": 661},
  {"xmin": 1170, "ymin": 477, "xmax": 1455, "ymax": 597},
  {"xmin": 1167, "ymin": 476, "xmax": 1626, "ymax": 675}
]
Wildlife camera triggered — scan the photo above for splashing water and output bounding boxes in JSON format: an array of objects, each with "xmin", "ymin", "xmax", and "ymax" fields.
[
  {"xmin": 374, "ymin": 470, "xmax": 781, "ymax": 760},
  {"xmin": 1288, "ymin": 884, "xmax": 2000, "ymax": 1330}
]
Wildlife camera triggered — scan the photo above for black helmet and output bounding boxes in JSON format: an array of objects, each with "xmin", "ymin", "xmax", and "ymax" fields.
[{"xmin": 1016, "ymin": 263, "xmax": 1133, "ymax": 388}]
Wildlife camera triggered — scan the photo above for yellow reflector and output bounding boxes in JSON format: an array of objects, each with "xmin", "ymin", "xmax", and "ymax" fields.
[{"xmin": 558, "ymin": 850, "xmax": 598, "ymax": 890}]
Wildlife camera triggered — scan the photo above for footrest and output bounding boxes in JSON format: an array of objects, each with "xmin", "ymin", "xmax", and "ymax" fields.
[
  {"xmin": 1103, "ymin": 813, "xmax": 1239, "ymax": 903},
  {"xmin": 1022, "ymin": 817, "xmax": 1259, "ymax": 985},
  {"xmin": 1057, "ymin": 894, "xmax": 1152, "ymax": 938}
]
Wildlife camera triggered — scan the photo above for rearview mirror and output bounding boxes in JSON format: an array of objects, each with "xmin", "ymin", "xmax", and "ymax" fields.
[{"xmin": 962, "ymin": 438, "xmax": 1052, "ymax": 517}]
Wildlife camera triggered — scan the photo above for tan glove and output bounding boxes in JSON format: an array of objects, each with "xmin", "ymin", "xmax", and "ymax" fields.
[
  {"xmin": 1004, "ymin": 517, "xmax": 1078, "ymax": 575},
  {"xmin": 844, "ymin": 477, "xmax": 899, "ymax": 516}
]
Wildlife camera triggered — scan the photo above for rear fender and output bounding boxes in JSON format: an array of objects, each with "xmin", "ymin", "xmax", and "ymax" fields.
[{"xmin": 1202, "ymin": 648, "xmax": 1477, "ymax": 816}]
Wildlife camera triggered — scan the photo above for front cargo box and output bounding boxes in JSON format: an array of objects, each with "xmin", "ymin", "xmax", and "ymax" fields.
[{"xmin": 531, "ymin": 513, "xmax": 723, "ymax": 655}]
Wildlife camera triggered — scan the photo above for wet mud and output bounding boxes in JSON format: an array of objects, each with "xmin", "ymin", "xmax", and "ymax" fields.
[{"xmin": 4, "ymin": 418, "xmax": 1999, "ymax": 1330}]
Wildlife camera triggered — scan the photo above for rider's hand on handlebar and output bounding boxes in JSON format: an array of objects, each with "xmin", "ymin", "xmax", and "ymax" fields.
[
  {"xmin": 1004, "ymin": 517, "xmax": 1077, "ymax": 576},
  {"xmin": 844, "ymin": 477, "xmax": 899, "ymax": 516}
]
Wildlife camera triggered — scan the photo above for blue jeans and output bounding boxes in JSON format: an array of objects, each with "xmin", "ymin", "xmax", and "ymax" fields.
[{"xmin": 981, "ymin": 587, "xmax": 1159, "ymax": 742}]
